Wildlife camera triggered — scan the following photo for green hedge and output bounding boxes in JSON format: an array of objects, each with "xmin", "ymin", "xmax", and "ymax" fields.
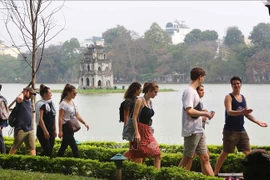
[
  {"xmin": 3, "ymin": 137, "xmax": 265, "ymax": 173},
  {"xmin": 0, "ymin": 155, "xmax": 222, "ymax": 180},
  {"xmin": 4, "ymin": 136, "xmax": 269, "ymax": 153}
]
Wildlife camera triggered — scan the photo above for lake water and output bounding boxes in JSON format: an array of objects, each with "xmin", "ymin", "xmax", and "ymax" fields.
[{"xmin": 1, "ymin": 83, "xmax": 269, "ymax": 146}]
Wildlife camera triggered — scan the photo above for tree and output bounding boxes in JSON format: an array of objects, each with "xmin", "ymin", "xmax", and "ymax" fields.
[
  {"xmin": 184, "ymin": 29, "xmax": 202, "ymax": 45},
  {"xmin": 224, "ymin": 26, "xmax": 245, "ymax": 46},
  {"xmin": 246, "ymin": 49, "xmax": 270, "ymax": 82},
  {"xmin": 103, "ymin": 26, "xmax": 148, "ymax": 81},
  {"xmin": 201, "ymin": 30, "xmax": 218, "ymax": 41},
  {"xmin": 185, "ymin": 29, "xmax": 218, "ymax": 45},
  {"xmin": 249, "ymin": 23, "xmax": 270, "ymax": 48},
  {"xmin": 0, "ymin": 0, "xmax": 64, "ymax": 91},
  {"xmin": 102, "ymin": 25, "xmax": 131, "ymax": 51},
  {"xmin": 144, "ymin": 22, "xmax": 172, "ymax": 50}
]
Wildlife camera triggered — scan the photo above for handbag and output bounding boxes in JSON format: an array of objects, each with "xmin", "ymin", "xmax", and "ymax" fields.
[
  {"xmin": 122, "ymin": 98, "xmax": 144, "ymax": 141},
  {"xmin": 66, "ymin": 118, "xmax": 81, "ymax": 132},
  {"xmin": 122, "ymin": 118, "xmax": 134, "ymax": 141},
  {"xmin": 65, "ymin": 102, "xmax": 81, "ymax": 132}
]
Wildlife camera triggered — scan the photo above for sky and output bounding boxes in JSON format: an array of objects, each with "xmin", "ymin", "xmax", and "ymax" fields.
[{"xmin": 1, "ymin": 1, "xmax": 270, "ymax": 47}]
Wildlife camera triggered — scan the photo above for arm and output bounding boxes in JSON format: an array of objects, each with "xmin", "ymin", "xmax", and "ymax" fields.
[
  {"xmin": 38, "ymin": 109, "xmax": 50, "ymax": 139},
  {"xmin": 243, "ymin": 98, "xmax": 268, "ymax": 127},
  {"xmin": 58, "ymin": 109, "xmax": 64, "ymax": 138},
  {"xmin": 124, "ymin": 110, "xmax": 129, "ymax": 125},
  {"xmin": 54, "ymin": 115, "xmax": 57, "ymax": 138},
  {"xmin": 186, "ymin": 107, "xmax": 213, "ymax": 119},
  {"xmin": 225, "ymin": 95, "xmax": 253, "ymax": 116},
  {"xmin": 16, "ymin": 92, "xmax": 24, "ymax": 103},
  {"xmin": 76, "ymin": 112, "xmax": 90, "ymax": 131},
  {"xmin": 132, "ymin": 98, "xmax": 143, "ymax": 142}
]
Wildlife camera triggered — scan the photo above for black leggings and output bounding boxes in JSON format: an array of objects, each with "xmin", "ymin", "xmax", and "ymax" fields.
[
  {"xmin": 0, "ymin": 129, "xmax": 6, "ymax": 154},
  {"xmin": 37, "ymin": 126, "xmax": 55, "ymax": 157},
  {"xmin": 57, "ymin": 124, "xmax": 80, "ymax": 158}
]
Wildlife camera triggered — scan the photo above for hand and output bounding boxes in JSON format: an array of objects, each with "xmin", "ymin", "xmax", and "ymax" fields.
[
  {"xmin": 134, "ymin": 132, "xmax": 141, "ymax": 142},
  {"xmin": 202, "ymin": 116, "xmax": 207, "ymax": 122},
  {"xmin": 44, "ymin": 131, "xmax": 50, "ymax": 139},
  {"xmin": 257, "ymin": 121, "xmax": 268, "ymax": 127},
  {"xmin": 205, "ymin": 112, "xmax": 213, "ymax": 119},
  {"xmin": 242, "ymin": 108, "xmax": 253, "ymax": 115},
  {"xmin": 85, "ymin": 124, "xmax": 90, "ymax": 131},
  {"xmin": 210, "ymin": 111, "xmax": 215, "ymax": 118},
  {"xmin": 58, "ymin": 131, "xmax": 63, "ymax": 139}
]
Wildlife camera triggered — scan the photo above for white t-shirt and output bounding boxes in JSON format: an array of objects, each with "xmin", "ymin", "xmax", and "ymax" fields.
[
  {"xmin": 59, "ymin": 101, "xmax": 78, "ymax": 124},
  {"xmin": 181, "ymin": 86, "xmax": 204, "ymax": 137}
]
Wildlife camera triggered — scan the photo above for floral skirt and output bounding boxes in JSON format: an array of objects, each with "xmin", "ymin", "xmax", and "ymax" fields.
[{"xmin": 129, "ymin": 122, "xmax": 161, "ymax": 158}]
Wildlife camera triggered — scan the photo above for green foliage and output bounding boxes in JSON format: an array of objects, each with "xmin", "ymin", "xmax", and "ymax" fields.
[
  {"xmin": 224, "ymin": 26, "xmax": 244, "ymax": 46},
  {"xmin": 0, "ymin": 154, "xmax": 223, "ymax": 180},
  {"xmin": 249, "ymin": 22, "xmax": 270, "ymax": 49},
  {"xmin": 0, "ymin": 169, "xmax": 100, "ymax": 180},
  {"xmin": 3, "ymin": 23, "xmax": 270, "ymax": 84},
  {"xmin": 144, "ymin": 22, "xmax": 172, "ymax": 50},
  {"xmin": 184, "ymin": 29, "xmax": 218, "ymax": 45},
  {"xmin": 102, "ymin": 25, "xmax": 130, "ymax": 49}
]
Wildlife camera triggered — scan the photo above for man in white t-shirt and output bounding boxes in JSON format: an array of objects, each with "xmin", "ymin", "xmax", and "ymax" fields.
[{"xmin": 178, "ymin": 67, "xmax": 215, "ymax": 176}]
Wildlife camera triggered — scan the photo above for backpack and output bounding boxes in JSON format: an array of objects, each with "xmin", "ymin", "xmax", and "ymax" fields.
[
  {"xmin": 119, "ymin": 100, "xmax": 125, "ymax": 123},
  {"xmin": 8, "ymin": 103, "xmax": 19, "ymax": 127},
  {"xmin": 0, "ymin": 96, "xmax": 9, "ymax": 121},
  {"xmin": 242, "ymin": 149, "xmax": 270, "ymax": 180}
]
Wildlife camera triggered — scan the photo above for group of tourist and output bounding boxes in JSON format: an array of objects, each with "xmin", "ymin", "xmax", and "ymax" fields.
[
  {"xmin": 121, "ymin": 67, "xmax": 268, "ymax": 176},
  {"xmin": 0, "ymin": 83, "xmax": 89, "ymax": 158},
  {"xmin": 0, "ymin": 66, "xmax": 268, "ymax": 176}
]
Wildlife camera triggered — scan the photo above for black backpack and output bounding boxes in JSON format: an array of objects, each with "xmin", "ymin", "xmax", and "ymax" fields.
[
  {"xmin": 242, "ymin": 149, "xmax": 270, "ymax": 180},
  {"xmin": 119, "ymin": 100, "xmax": 125, "ymax": 123},
  {"xmin": 8, "ymin": 103, "xmax": 19, "ymax": 127}
]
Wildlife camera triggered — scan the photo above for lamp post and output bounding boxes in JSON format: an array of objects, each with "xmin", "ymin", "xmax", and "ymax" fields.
[{"xmin": 110, "ymin": 153, "xmax": 127, "ymax": 180}]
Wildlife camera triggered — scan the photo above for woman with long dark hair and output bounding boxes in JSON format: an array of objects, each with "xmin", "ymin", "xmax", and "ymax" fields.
[
  {"xmin": 122, "ymin": 82, "xmax": 142, "ymax": 162},
  {"xmin": 36, "ymin": 84, "xmax": 56, "ymax": 157},
  {"xmin": 57, "ymin": 84, "xmax": 89, "ymax": 158}
]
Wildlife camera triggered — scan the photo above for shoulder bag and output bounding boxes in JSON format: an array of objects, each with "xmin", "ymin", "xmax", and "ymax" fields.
[
  {"xmin": 122, "ymin": 98, "xmax": 144, "ymax": 141},
  {"xmin": 66, "ymin": 102, "xmax": 81, "ymax": 133}
]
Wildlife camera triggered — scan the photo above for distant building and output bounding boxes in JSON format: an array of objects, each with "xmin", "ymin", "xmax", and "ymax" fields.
[
  {"xmin": 0, "ymin": 40, "xmax": 19, "ymax": 58},
  {"xmin": 79, "ymin": 43, "xmax": 113, "ymax": 89},
  {"xmin": 80, "ymin": 36, "xmax": 104, "ymax": 48},
  {"xmin": 244, "ymin": 38, "xmax": 252, "ymax": 46},
  {"xmin": 165, "ymin": 20, "xmax": 190, "ymax": 44}
]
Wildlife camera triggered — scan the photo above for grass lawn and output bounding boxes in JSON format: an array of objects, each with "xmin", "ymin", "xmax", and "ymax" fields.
[{"xmin": 0, "ymin": 168, "xmax": 102, "ymax": 180}]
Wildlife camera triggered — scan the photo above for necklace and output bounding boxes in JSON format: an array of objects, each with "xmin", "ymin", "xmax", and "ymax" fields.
[{"xmin": 143, "ymin": 95, "xmax": 151, "ymax": 108}]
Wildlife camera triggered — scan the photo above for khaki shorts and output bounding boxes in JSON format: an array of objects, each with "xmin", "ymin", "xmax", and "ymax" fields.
[
  {"xmin": 12, "ymin": 129, "xmax": 35, "ymax": 150},
  {"xmin": 183, "ymin": 133, "xmax": 208, "ymax": 158},
  {"xmin": 222, "ymin": 130, "xmax": 250, "ymax": 153}
]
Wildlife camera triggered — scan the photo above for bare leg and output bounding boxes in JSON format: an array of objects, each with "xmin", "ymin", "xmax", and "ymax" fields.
[
  {"xmin": 29, "ymin": 149, "xmax": 36, "ymax": 156},
  {"xmin": 243, "ymin": 150, "xmax": 251, "ymax": 156},
  {"xmin": 123, "ymin": 151, "xmax": 131, "ymax": 159},
  {"xmin": 186, "ymin": 153, "xmax": 196, "ymax": 170},
  {"xmin": 154, "ymin": 155, "xmax": 161, "ymax": 169},
  {"xmin": 214, "ymin": 151, "xmax": 229, "ymax": 175},
  {"xmin": 179, "ymin": 155, "xmax": 193, "ymax": 169},
  {"xmin": 199, "ymin": 153, "xmax": 214, "ymax": 176},
  {"xmin": 9, "ymin": 148, "xmax": 17, "ymax": 155}
]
